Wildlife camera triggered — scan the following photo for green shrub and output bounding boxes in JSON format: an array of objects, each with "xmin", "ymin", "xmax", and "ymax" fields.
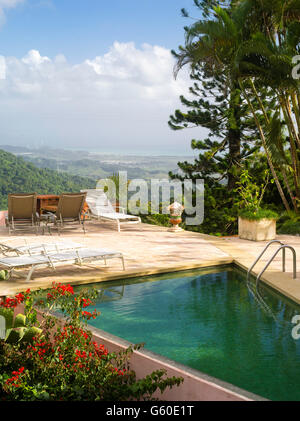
[
  {"xmin": 141, "ymin": 214, "xmax": 170, "ymax": 227},
  {"xmin": 276, "ymin": 211, "xmax": 300, "ymax": 235},
  {"xmin": 0, "ymin": 284, "xmax": 183, "ymax": 401},
  {"xmin": 277, "ymin": 220, "xmax": 300, "ymax": 235}
]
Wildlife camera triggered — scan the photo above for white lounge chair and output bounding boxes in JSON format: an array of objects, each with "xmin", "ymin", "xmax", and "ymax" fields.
[
  {"xmin": 0, "ymin": 247, "xmax": 125, "ymax": 282},
  {"xmin": 0, "ymin": 240, "xmax": 85, "ymax": 257},
  {"xmin": 82, "ymin": 189, "xmax": 141, "ymax": 232},
  {"xmin": 0, "ymin": 254, "xmax": 56, "ymax": 282}
]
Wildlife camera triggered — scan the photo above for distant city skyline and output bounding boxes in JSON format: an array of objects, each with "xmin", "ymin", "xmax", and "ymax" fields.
[{"xmin": 0, "ymin": 0, "xmax": 205, "ymax": 155}]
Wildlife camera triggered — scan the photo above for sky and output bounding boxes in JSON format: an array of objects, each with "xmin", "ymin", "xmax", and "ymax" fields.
[{"xmin": 0, "ymin": 0, "xmax": 203, "ymax": 155}]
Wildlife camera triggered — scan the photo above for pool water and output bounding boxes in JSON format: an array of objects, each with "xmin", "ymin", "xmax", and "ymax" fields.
[{"xmin": 83, "ymin": 266, "xmax": 300, "ymax": 401}]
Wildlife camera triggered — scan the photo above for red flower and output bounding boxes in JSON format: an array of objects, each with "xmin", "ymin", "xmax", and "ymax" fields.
[
  {"xmin": 15, "ymin": 293, "xmax": 25, "ymax": 303},
  {"xmin": 81, "ymin": 298, "xmax": 92, "ymax": 308},
  {"xmin": 5, "ymin": 367, "xmax": 25, "ymax": 387}
]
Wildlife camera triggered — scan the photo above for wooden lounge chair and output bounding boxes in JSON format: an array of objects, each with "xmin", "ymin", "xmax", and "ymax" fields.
[
  {"xmin": 82, "ymin": 189, "xmax": 141, "ymax": 232},
  {"xmin": 0, "ymin": 246, "xmax": 125, "ymax": 282},
  {"xmin": 6, "ymin": 193, "xmax": 40, "ymax": 235},
  {"xmin": 48, "ymin": 192, "xmax": 87, "ymax": 234}
]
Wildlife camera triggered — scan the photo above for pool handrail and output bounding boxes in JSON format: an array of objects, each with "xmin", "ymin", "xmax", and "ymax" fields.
[
  {"xmin": 256, "ymin": 245, "xmax": 297, "ymax": 288},
  {"xmin": 246, "ymin": 240, "xmax": 285, "ymax": 283}
]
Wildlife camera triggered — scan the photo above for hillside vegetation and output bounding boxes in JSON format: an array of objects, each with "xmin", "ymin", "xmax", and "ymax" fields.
[{"xmin": 0, "ymin": 149, "xmax": 95, "ymax": 210}]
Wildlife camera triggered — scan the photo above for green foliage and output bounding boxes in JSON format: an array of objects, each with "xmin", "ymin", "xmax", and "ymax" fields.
[
  {"xmin": 141, "ymin": 214, "xmax": 170, "ymax": 227},
  {"xmin": 0, "ymin": 149, "xmax": 95, "ymax": 210},
  {"xmin": 0, "ymin": 307, "xmax": 42, "ymax": 345},
  {"xmin": 277, "ymin": 211, "xmax": 300, "ymax": 235},
  {"xmin": 104, "ymin": 172, "xmax": 131, "ymax": 202},
  {"xmin": 0, "ymin": 271, "xmax": 8, "ymax": 281},
  {"xmin": 172, "ymin": 0, "xmax": 300, "ymax": 214},
  {"xmin": 235, "ymin": 168, "xmax": 274, "ymax": 214},
  {"xmin": 277, "ymin": 220, "xmax": 300, "ymax": 235},
  {"xmin": 168, "ymin": 63, "xmax": 259, "ymax": 193},
  {"xmin": 0, "ymin": 284, "xmax": 183, "ymax": 401},
  {"xmin": 235, "ymin": 168, "xmax": 279, "ymax": 220},
  {"xmin": 239, "ymin": 208, "xmax": 279, "ymax": 221},
  {"xmin": 182, "ymin": 183, "xmax": 239, "ymax": 236}
]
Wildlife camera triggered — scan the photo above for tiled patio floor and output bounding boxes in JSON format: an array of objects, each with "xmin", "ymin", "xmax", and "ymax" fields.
[
  {"xmin": 0, "ymin": 220, "xmax": 300, "ymax": 304},
  {"xmin": 0, "ymin": 221, "xmax": 231, "ymax": 296}
]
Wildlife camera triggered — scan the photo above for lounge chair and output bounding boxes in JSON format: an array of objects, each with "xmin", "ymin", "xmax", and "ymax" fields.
[
  {"xmin": 0, "ymin": 246, "xmax": 125, "ymax": 282},
  {"xmin": 0, "ymin": 239, "xmax": 85, "ymax": 257},
  {"xmin": 82, "ymin": 189, "xmax": 141, "ymax": 232},
  {"xmin": 0, "ymin": 254, "xmax": 55, "ymax": 282},
  {"xmin": 6, "ymin": 193, "xmax": 40, "ymax": 235},
  {"xmin": 48, "ymin": 192, "xmax": 87, "ymax": 234}
]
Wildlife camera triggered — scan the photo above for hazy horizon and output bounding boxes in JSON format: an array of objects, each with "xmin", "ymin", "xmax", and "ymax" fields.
[
  {"xmin": 0, "ymin": 1, "xmax": 206, "ymax": 154},
  {"xmin": 0, "ymin": 143, "xmax": 197, "ymax": 157}
]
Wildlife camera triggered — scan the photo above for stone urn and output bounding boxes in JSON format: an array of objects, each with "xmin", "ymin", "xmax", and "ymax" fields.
[{"xmin": 167, "ymin": 202, "xmax": 184, "ymax": 232}]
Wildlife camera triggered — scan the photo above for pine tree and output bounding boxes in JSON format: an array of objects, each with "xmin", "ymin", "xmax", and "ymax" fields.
[
  {"xmin": 168, "ymin": 0, "xmax": 282, "ymax": 234},
  {"xmin": 169, "ymin": 63, "xmax": 259, "ymax": 192}
]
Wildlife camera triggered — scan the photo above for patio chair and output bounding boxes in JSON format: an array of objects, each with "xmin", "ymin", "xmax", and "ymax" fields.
[
  {"xmin": 82, "ymin": 189, "xmax": 141, "ymax": 232},
  {"xmin": 0, "ymin": 254, "xmax": 55, "ymax": 282},
  {"xmin": 6, "ymin": 193, "xmax": 40, "ymax": 235},
  {"xmin": 49, "ymin": 192, "xmax": 87, "ymax": 234},
  {"xmin": 0, "ymin": 246, "xmax": 125, "ymax": 282},
  {"xmin": 0, "ymin": 239, "xmax": 85, "ymax": 257},
  {"xmin": 50, "ymin": 248, "xmax": 125, "ymax": 271}
]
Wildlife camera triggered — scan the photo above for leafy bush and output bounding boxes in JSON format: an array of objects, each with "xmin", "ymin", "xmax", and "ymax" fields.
[
  {"xmin": 277, "ymin": 211, "xmax": 300, "ymax": 235},
  {"xmin": 235, "ymin": 169, "xmax": 275, "ymax": 214},
  {"xmin": 0, "ymin": 284, "xmax": 183, "ymax": 401},
  {"xmin": 277, "ymin": 220, "xmax": 300, "ymax": 235},
  {"xmin": 141, "ymin": 214, "xmax": 170, "ymax": 227}
]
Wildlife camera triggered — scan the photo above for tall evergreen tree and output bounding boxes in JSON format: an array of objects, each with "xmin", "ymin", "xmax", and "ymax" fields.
[
  {"xmin": 168, "ymin": 0, "xmax": 283, "ymax": 234},
  {"xmin": 172, "ymin": 0, "xmax": 300, "ymax": 212},
  {"xmin": 169, "ymin": 62, "xmax": 258, "ymax": 191}
]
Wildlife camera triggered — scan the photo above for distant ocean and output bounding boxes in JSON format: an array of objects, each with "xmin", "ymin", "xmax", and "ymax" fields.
[{"xmin": 63, "ymin": 147, "xmax": 196, "ymax": 157}]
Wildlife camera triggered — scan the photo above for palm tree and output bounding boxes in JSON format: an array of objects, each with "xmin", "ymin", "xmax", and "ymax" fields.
[
  {"xmin": 174, "ymin": 0, "xmax": 300, "ymax": 212},
  {"xmin": 234, "ymin": 0, "xmax": 300, "ymax": 211}
]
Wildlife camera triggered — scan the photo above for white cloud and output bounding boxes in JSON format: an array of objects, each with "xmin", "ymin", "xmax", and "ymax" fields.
[
  {"xmin": 0, "ymin": 42, "xmax": 197, "ymax": 152},
  {"xmin": 0, "ymin": 0, "xmax": 24, "ymax": 7},
  {"xmin": 22, "ymin": 49, "xmax": 51, "ymax": 67}
]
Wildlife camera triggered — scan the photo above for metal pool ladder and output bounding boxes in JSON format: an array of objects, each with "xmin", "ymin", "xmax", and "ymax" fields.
[{"xmin": 246, "ymin": 240, "xmax": 297, "ymax": 288}]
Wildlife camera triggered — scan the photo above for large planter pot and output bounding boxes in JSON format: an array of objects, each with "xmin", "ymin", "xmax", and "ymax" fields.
[{"xmin": 238, "ymin": 216, "xmax": 276, "ymax": 241}]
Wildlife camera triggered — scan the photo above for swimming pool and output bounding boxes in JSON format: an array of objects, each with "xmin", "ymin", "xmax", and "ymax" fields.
[{"xmin": 81, "ymin": 265, "xmax": 300, "ymax": 401}]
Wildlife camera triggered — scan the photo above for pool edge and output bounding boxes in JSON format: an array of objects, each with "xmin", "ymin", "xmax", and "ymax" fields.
[{"xmin": 88, "ymin": 324, "xmax": 268, "ymax": 402}]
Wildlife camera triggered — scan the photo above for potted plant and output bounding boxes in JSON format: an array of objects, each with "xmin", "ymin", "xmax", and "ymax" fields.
[{"xmin": 235, "ymin": 169, "xmax": 279, "ymax": 241}]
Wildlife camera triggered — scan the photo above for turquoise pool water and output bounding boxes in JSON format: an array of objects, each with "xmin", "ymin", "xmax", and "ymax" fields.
[{"xmin": 82, "ymin": 266, "xmax": 300, "ymax": 401}]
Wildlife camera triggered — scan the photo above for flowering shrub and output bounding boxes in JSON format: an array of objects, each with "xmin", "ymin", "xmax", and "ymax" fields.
[{"xmin": 0, "ymin": 283, "xmax": 183, "ymax": 401}]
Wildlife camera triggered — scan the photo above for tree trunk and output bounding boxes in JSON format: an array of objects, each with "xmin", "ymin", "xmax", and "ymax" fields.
[
  {"xmin": 227, "ymin": 87, "xmax": 241, "ymax": 191},
  {"xmin": 239, "ymin": 79, "xmax": 291, "ymax": 211}
]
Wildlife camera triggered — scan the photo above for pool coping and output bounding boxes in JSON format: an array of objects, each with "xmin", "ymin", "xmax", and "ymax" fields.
[
  {"xmin": 1, "ymin": 230, "xmax": 300, "ymax": 307},
  {"xmin": 0, "ymin": 257, "xmax": 234, "ymax": 296},
  {"xmin": 195, "ymin": 233, "xmax": 300, "ymax": 306}
]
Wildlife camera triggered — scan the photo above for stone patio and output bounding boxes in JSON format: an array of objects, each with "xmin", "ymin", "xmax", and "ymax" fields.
[{"xmin": 0, "ymin": 220, "xmax": 300, "ymax": 304}]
